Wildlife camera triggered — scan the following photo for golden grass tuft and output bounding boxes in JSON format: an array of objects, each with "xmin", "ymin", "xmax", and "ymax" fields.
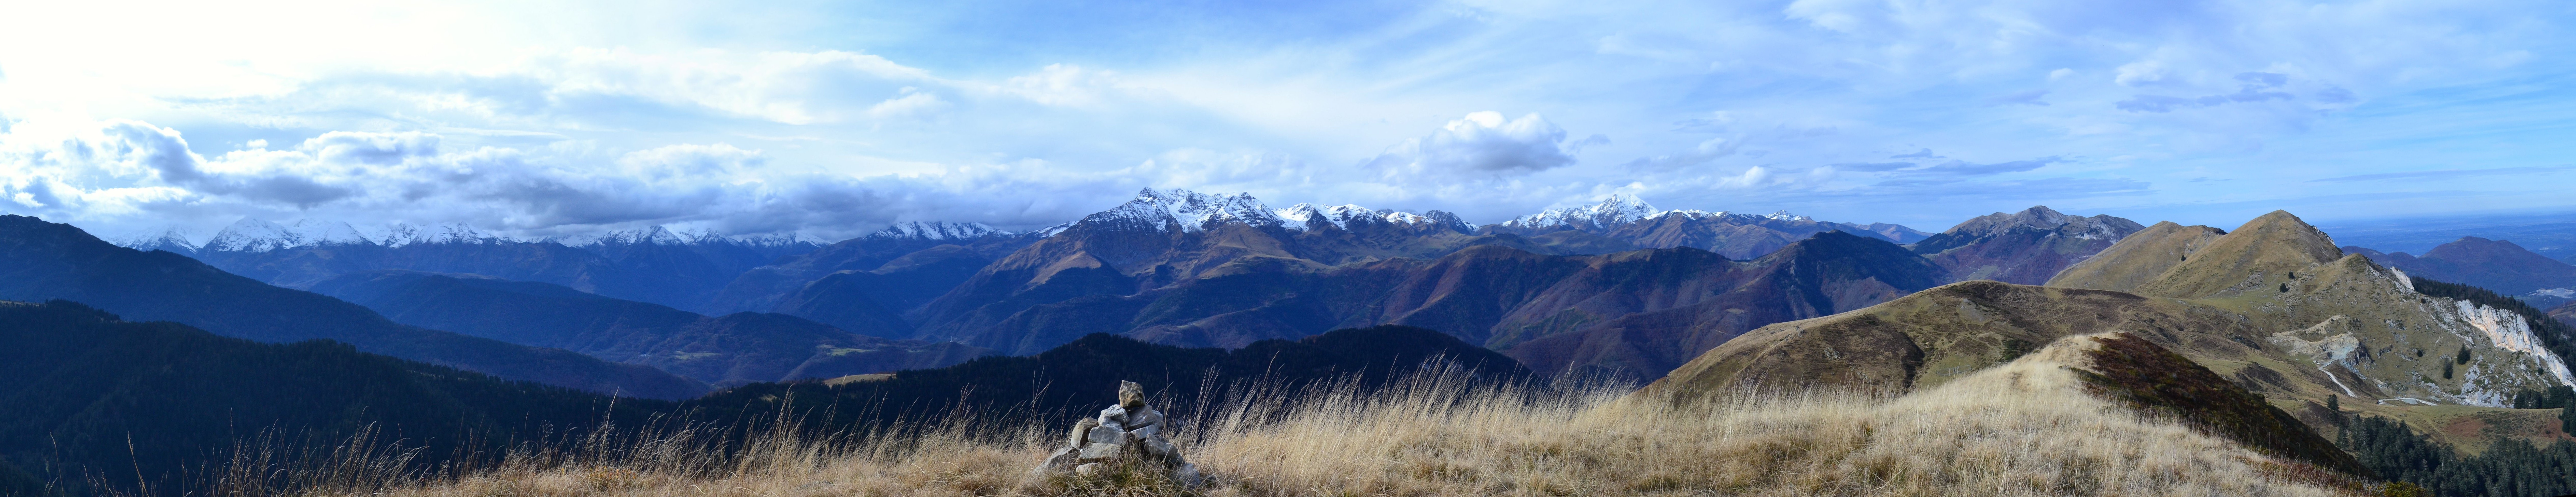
[{"xmin": 274, "ymin": 355, "xmax": 2368, "ymax": 497}]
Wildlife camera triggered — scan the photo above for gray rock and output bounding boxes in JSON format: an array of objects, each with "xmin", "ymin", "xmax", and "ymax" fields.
[{"xmin": 1031, "ymin": 380, "xmax": 1201, "ymax": 488}]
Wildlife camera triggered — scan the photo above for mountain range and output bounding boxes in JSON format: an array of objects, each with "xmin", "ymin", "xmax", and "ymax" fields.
[
  {"xmin": 29, "ymin": 193, "xmax": 2576, "ymax": 494},
  {"xmin": 304, "ymin": 270, "xmax": 993, "ymax": 387},
  {"xmin": 103, "ymin": 189, "xmax": 2149, "ymax": 383},
  {"xmin": 0, "ymin": 215, "xmax": 707, "ymax": 399},
  {"xmin": 152, "ymin": 219, "xmax": 823, "ymax": 314}
]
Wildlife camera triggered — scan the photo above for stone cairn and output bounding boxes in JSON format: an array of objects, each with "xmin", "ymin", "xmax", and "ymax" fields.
[{"xmin": 1036, "ymin": 381, "xmax": 1201, "ymax": 486}]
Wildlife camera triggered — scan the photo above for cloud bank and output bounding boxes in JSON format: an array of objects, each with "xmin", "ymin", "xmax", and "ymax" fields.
[{"xmin": 2, "ymin": 0, "xmax": 2573, "ymax": 239}]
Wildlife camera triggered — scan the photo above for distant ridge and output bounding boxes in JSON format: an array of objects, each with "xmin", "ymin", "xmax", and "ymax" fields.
[{"xmin": 0, "ymin": 215, "xmax": 708, "ymax": 399}]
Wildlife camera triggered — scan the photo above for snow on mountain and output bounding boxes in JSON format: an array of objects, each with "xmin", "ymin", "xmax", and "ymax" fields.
[
  {"xmin": 1501, "ymin": 194, "xmax": 1825, "ymax": 232},
  {"xmin": 735, "ymin": 232, "xmax": 831, "ymax": 248},
  {"xmin": 1082, "ymin": 188, "xmax": 1286, "ymax": 233},
  {"xmin": 565, "ymin": 226, "xmax": 709, "ymax": 247},
  {"xmin": 107, "ymin": 227, "xmax": 201, "ymax": 254},
  {"xmin": 1501, "ymin": 194, "xmax": 1663, "ymax": 231},
  {"xmin": 204, "ymin": 218, "xmax": 374, "ymax": 252},
  {"xmin": 373, "ymin": 222, "xmax": 501, "ymax": 247},
  {"xmin": 1071, "ymin": 188, "xmax": 1467, "ymax": 235},
  {"xmin": 866, "ymin": 221, "xmax": 1007, "ymax": 241},
  {"xmin": 1273, "ymin": 203, "xmax": 1453, "ymax": 231},
  {"xmin": 1763, "ymin": 210, "xmax": 1813, "ymax": 222}
]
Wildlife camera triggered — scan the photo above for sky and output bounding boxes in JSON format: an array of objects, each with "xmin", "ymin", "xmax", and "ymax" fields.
[{"xmin": 2, "ymin": 0, "xmax": 2573, "ymax": 242}]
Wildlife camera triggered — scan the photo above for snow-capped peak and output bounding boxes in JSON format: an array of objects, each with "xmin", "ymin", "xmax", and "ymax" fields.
[
  {"xmin": 1083, "ymin": 188, "xmax": 1285, "ymax": 233},
  {"xmin": 1272, "ymin": 203, "xmax": 1456, "ymax": 231},
  {"xmin": 107, "ymin": 227, "xmax": 198, "ymax": 252},
  {"xmin": 735, "ymin": 232, "xmax": 830, "ymax": 248},
  {"xmin": 584, "ymin": 226, "xmax": 694, "ymax": 246},
  {"xmin": 867, "ymin": 221, "xmax": 1006, "ymax": 241},
  {"xmin": 204, "ymin": 218, "xmax": 373, "ymax": 252},
  {"xmin": 1763, "ymin": 210, "xmax": 1813, "ymax": 222},
  {"xmin": 374, "ymin": 222, "xmax": 498, "ymax": 247},
  {"xmin": 1503, "ymin": 194, "xmax": 1662, "ymax": 231}
]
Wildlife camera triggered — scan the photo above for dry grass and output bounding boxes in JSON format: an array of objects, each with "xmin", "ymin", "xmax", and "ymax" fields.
[{"xmin": 271, "ymin": 353, "xmax": 2367, "ymax": 497}]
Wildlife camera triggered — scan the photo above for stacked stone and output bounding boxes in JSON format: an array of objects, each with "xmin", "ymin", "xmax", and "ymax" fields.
[{"xmin": 1036, "ymin": 381, "xmax": 1201, "ymax": 486}]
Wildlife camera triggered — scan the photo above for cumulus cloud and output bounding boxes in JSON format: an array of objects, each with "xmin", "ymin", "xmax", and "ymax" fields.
[
  {"xmin": 1361, "ymin": 112, "xmax": 1578, "ymax": 181},
  {"xmin": 0, "ymin": 118, "xmax": 1167, "ymax": 241},
  {"xmin": 2, "ymin": 0, "xmax": 2568, "ymax": 231}
]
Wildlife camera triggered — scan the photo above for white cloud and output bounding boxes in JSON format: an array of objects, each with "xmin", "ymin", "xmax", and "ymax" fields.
[
  {"xmin": 3, "ymin": 0, "xmax": 2574, "ymax": 233},
  {"xmin": 1361, "ymin": 111, "xmax": 1577, "ymax": 181}
]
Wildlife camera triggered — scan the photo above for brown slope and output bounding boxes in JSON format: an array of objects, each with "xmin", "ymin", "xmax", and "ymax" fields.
[
  {"xmin": 2046, "ymin": 220, "xmax": 2227, "ymax": 292},
  {"xmin": 1652, "ymin": 209, "xmax": 2576, "ymax": 419},
  {"xmin": 1498, "ymin": 231, "xmax": 1948, "ymax": 379},
  {"xmin": 1640, "ymin": 280, "xmax": 2264, "ymax": 403},
  {"xmin": 2132, "ymin": 210, "xmax": 2343, "ymax": 300},
  {"xmin": 2065, "ymin": 332, "xmax": 2370, "ymax": 477}
]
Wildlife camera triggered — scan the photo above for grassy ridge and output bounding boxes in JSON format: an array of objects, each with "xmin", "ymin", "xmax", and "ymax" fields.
[{"xmin": 269, "ymin": 335, "xmax": 2359, "ymax": 497}]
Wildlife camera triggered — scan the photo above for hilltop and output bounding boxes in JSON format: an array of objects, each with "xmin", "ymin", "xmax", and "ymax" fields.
[{"xmin": 1653, "ymin": 210, "xmax": 2576, "ymax": 447}]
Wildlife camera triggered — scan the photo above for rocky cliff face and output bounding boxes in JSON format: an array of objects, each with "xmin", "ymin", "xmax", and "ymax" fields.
[{"xmin": 1654, "ymin": 210, "xmax": 2575, "ymax": 410}]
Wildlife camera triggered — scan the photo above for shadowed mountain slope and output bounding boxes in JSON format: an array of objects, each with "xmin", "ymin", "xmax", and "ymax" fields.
[
  {"xmin": 0, "ymin": 303, "xmax": 1526, "ymax": 497},
  {"xmin": 0, "ymin": 215, "xmax": 706, "ymax": 399},
  {"xmin": 1911, "ymin": 206, "xmax": 2144, "ymax": 285},
  {"xmin": 919, "ymin": 229, "xmax": 1946, "ymax": 380},
  {"xmin": 906, "ymin": 190, "xmax": 1502, "ymax": 344},
  {"xmin": 688, "ymin": 325, "xmax": 1530, "ymax": 431},
  {"xmin": 1496, "ymin": 231, "xmax": 1947, "ymax": 379},
  {"xmin": 307, "ymin": 270, "xmax": 993, "ymax": 387},
  {"xmin": 0, "ymin": 300, "xmax": 666, "ymax": 496},
  {"xmin": 707, "ymin": 222, "xmax": 1036, "ymax": 318}
]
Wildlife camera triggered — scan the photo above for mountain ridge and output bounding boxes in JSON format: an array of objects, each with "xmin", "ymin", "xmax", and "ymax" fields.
[
  {"xmin": 1651, "ymin": 208, "xmax": 2576, "ymax": 433},
  {"xmin": 0, "ymin": 215, "xmax": 708, "ymax": 399}
]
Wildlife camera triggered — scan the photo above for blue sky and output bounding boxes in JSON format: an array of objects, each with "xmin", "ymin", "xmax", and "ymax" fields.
[{"xmin": 2, "ymin": 0, "xmax": 2572, "ymax": 241}]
